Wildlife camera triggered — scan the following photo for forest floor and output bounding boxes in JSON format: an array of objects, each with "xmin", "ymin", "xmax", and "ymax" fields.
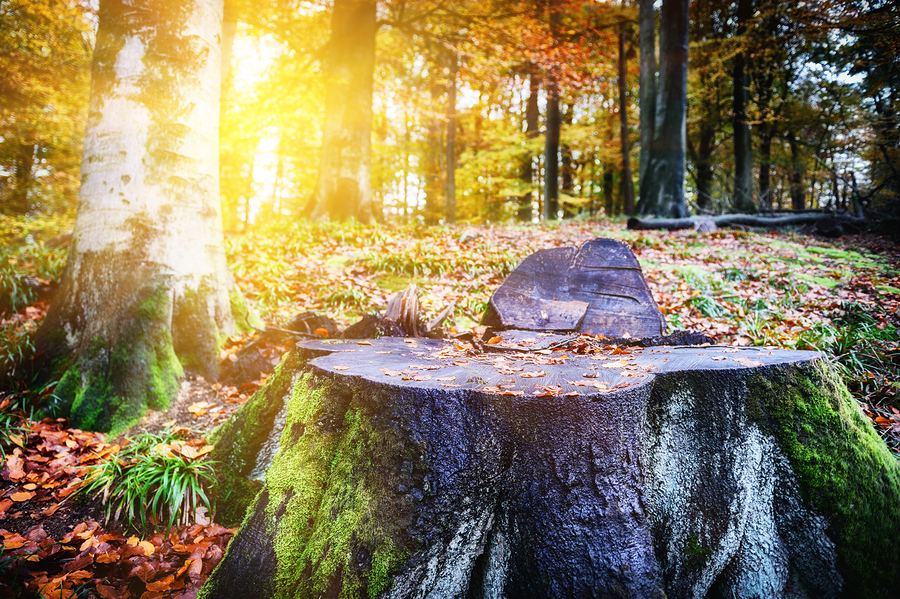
[{"xmin": 1, "ymin": 218, "xmax": 899, "ymax": 598}]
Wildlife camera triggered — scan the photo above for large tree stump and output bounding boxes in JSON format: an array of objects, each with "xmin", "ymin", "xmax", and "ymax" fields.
[{"xmin": 202, "ymin": 336, "xmax": 900, "ymax": 599}]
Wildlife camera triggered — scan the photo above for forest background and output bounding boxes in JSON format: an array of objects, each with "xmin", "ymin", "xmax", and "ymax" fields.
[{"xmin": 2, "ymin": 0, "xmax": 898, "ymax": 228}]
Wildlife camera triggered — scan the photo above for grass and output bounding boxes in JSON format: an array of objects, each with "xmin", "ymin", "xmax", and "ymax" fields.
[{"xmin": 77, "ymin": 427, "xmax": 216, "ymax": 533}]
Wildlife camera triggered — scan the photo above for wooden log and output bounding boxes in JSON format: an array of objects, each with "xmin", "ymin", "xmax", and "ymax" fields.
[
  {"xmin": 482, "ymin": 238, "xmax": 666, "ymax": 338},
  {"xmin": 203, "ymin": 336, "xmax": 900, "ymax": 599},
  {"xmin": 627, "ymin": 212, "xmax": 867, "ymax": 231}
]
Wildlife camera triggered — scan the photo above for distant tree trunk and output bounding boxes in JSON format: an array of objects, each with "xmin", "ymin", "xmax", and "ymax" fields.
[
  {"xmin": 30, "ymin": 0, "xmax": 254, "ymax": 435},
  {"xmin": 561, "ymin": 103, "xmax": 575, "ymax": 218},
  {"xmin": 604, "ymin": 167, "xmax": 615, "ymax": 216},
  {"xmin": 445, "ymin": 51, "xmax": 457, "ymax": 224},
  {"xmin": 519, "ymin": 69, "xmax": 541, "ymax": 222},
  {"xmin": 732, "ymin": 0, "xmax": 755, "ymax": 212},
  {"xmin": 10, "ymin": 141, "xmax": 36, "ymax": 214},
  {"xmin": 689, "ymin": 117, "xmax": 716, "ymax": 212},
  {"xmin": 544, "ymin": 7, "xmax": 561, "ymax": 221},
  {"xmin": 638, "ymin": 0, "xmax": 656, "ymax": 204},
  {"xmin": 619, "ymin": 21, "xmax": 635, "ymax": 215},
  {"xmin": 423, "ymin": 99, "xmax": 442, "ymax": 225},
  {"xmin": 310, "ymin": 0, "xmax": 377, "ymax": 222},
  {"xmin": 544, "ymin": 86, "xmax": 560, "ymax": 220},
  {"xmin": 639, "ymin": 0, "xmax": 689, "ymax": 218},
  {"xmin": 789, "ymin": 133, "xmax": 806, "ymax": 211},
  {"xmin": 758, "ymin": 132, "xmax": 773, "ymax": 210}
]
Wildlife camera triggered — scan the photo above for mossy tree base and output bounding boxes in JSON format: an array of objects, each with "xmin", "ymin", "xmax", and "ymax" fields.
[{"xmin": 203, "ymin": 337, "xmax": 900, "ymax": 599}]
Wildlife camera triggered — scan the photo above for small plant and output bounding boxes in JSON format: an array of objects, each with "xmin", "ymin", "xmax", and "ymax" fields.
[
  {"xmin": 78, "ymin": 428, "xmax": 216, "ymax": 532},
  {"xmin": 0, "ymin": 395, "xmax": 29, "ymax": 460}
]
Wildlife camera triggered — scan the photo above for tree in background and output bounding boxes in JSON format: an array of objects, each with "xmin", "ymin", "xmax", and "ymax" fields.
[
  {"xmin": 638, "ymin": 0, "xmax": 689, "ymax": 217},
  {"xmin": 310, "ymin": 0, "xmax": 377, "ymax": 221},
  {"xmin": 0, "ymin": 0, "xmax": 93, "ymax": 215},
  {"xmin": 31, "ymin": 0, "xmax": 254, "ymax": 434}
]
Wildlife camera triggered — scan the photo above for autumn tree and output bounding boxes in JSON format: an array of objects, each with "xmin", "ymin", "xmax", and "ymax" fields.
[
  {"xmin": 31, "ymin": 0, "xmax": 254, "ymax": 434},
  {"xmin": 309, "ymin": 0, "xmax": 377, "ymax": 222},
  {"xmin": 0, "ymin": 0, "xmax": 93, "ymax": 214}
]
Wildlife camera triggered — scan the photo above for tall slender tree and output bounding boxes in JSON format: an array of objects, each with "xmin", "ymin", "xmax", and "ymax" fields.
[
  {"xmin": 30, "ymin": 0, "xmax": 254, "ymax": 434},
  {"xmin": 618, "ymin": 12, "xmax": 635, "ymax": 215},
  {"xmin": 638, "ymin": 0, "xmax": 689, "ymax": 217},
  {"xmin": 310, "ymin": 0, "xmax": 377, "ymax": 221},
  {"xmin": 732, "ymin": 0, "xmax": 755, "ymax": 212},
  {"xmin": 637, "ymin": 0, "xmax": 656, "ymax": 203}
]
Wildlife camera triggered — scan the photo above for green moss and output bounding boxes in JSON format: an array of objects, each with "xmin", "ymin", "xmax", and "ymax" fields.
[
  {"xmin": 210, "ymin": 349, "xmax": 302, "ymax": 477},
  {"xmin": 746, "ymin": 361, "xmax": 900, "ymax": 598},
  {"xmin": 255, "ymin": 373, "xmax": 420, "ymax": 598},
  {"xmin": 172, "ymin": 285, "xmax": 222, "ymax": 378},
  {"xmin": 230, "ymin": 288, "xmax": 264, "ymax": 334},
  {"xmin": 684, "ymin": 533, "xmax": 712, "ymax": 570},
  {"xmin": 50, "ymin": 286, "xmax": 183, "ymax": 435}
]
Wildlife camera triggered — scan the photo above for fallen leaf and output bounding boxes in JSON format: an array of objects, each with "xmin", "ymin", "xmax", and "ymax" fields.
[
  {"xmin": 11, "ymin": 491, "xmax": 35, "ymax": 502},
  {"xmin": 486, "ymin": 336, "xmax": 503, "ymax": 344},
  {"xmin": 520, "ymin": 370, "xmax": 546, "ymax": 378},
  {"xmin": 333, "ymin": 365, "xmax": 350, "ymax": 371}
]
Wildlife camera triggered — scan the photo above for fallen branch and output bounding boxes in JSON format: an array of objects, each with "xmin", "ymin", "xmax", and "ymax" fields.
[{"xmin": 627, "ymin": 212, "xmax": 867, "ymax": 231}]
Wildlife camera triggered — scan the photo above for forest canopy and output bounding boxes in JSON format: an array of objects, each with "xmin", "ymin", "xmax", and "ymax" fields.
[{"xmin": 1, "ymin": 0, "xmax": 898, "ymax": 228}]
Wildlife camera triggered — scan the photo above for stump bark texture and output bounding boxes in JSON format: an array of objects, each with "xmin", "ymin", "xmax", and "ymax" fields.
[{"xmin": 203, "ymin": 336, "xmax": 900, "ymax": 599}]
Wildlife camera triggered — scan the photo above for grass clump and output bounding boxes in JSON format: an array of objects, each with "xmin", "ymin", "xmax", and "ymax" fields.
[{"xmin": 78, "ymin": 427, "xmax": 216, "ymax": 532}]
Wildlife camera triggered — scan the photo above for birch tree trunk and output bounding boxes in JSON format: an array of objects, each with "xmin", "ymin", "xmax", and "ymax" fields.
[
  {"xmin": 310, "ymin": 0, "xmax": 377, "ymax": 222},
  {"xmin": 31, "ymin": 0, "xmax": 253, "ymax": 435}
]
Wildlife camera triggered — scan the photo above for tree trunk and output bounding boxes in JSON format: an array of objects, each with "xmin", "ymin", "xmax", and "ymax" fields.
[
  {"xmin": 638, "ymin": 0, "xmax": 656, "ymax": 206},
  {"xmin": 310, "ymin": 0, "xmax": 377, "ymax": 222},
  {"xmin": 694, "ymin": 118, "xmax": 715, "ymax": 211},
  {"xmin": 544, "ymin": 87, "xmax": 560, "ymax": 221},
  {"xmin": 29, "ymin": 0, "xmax": 254, "ymax": 435},
  {"xmin": 203, "ymin": 337, "xmax": 900, "ymax": 599},
  {"xmin": 732, "ymin": 0, "xmax": 755, "ymax": 212},
  {"xmin": 423, "ymin": 84, "xmax": 443, "ymax": 226},
  {"xmin": 758, "ymin": 132, "xmax": 773, "ymax": 210},
  {"xmin": 789, "ymin": 133, "xmax": 806, "ymax": 211},
  {"xmin": 519, "ymin": 69, "xmax": 541, "ymax": 222},
  {"xmin": 543, "ymin": 7, "xmax": 561, "ymax": 221},
  {"xmin": 445, "ymin": 51, "xmax": 457, "ymax": 224},
  {"xmin": 619, "ymin": 20, "xmax": 635, "ymax": 215},
  {"xmin": 639, "ymin": 0, "xmax": 690, "ymax": 218},
  {"xmin": 10, "ymin": 141, "xmax": 36, "ymax": 214},
  {"xmin": 604, "ymin": 166, "xmax": 615, "ymax": 216}
]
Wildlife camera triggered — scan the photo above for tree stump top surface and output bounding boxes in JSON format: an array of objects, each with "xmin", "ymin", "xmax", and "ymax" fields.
[{"xmin": 300, "ymin": 335, "xmax": 820, "ymax": 398}]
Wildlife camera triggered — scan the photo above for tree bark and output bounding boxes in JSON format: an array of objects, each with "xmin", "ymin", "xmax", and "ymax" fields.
[
  {"xmin": 445, "ymin": 51, "xmax": 457, "ymax": 224},
  {"xmin": 203, "ymin": 337, "xmax": 900, "ymax": 599},
  {"xmin": 638, "ymin": 0, "xmax": 689, "ymax": 218},
  {"xmin": 29, "ymin": 0, "xmax": 254, "ymax": 435},
  {"xmin": 789, "ymin": 133, "xmax": 806, "ymax": 211},
  {"xmin": 732, "ymin": 0, "xmax": 755, "ymax": 212},
  {"xmin": 310, "ymin": 0, "xmax": 377, "ymax": 222},
  {"xmin": 543, "ymin": 7, "xmax": 561, "ymax": 221},
  {"xmin": 637, "ymin": 0, "xmax": 656, "ymax": 206},
  {"xmin": 619, "ymin": 20, "xmax": 635, "ymax": 215},
  {"xmin": 519, "ymin": 69, "xmax": 541, "ymax": 222},
  {"xmin": 544, "ymin": 87, "xmax": 560, "ymax": 221}
]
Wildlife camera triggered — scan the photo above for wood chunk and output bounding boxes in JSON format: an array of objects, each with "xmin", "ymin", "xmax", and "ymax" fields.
[{"xmin": 482, "ymin": 238, "xmax": 666, "ymax": 338}]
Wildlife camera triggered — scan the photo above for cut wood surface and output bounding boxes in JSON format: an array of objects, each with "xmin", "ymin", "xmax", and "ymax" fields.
[
  {"xmin": 482, "ymin": 238, "xmax": 666, "ymax": 338},
  {"xmin": 203, "ymin": 335, "xmax": 900, "ymax": 599}
]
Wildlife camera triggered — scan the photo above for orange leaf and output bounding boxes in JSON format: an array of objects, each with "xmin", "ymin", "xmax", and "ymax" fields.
[
  {"xmin": 10, "ymin": 491, "xmax": 35, "ymax": 502},
  {"xmin": 314, "ymin": 328, "xmax": 329, "ymax": 338},
  {"xmin": 139, "ymin": 540, "xmax": 155, "ymax": 556},
  {"xmin": 486, "ymin": 336, "xmax": 503, "ymax": 344},
  {"xmin": 145, "ymin": 575, "xmax": 175, "ymax": 592}
]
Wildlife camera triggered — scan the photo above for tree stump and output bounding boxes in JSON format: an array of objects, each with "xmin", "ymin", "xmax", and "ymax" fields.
[{"xmin": 202, "ymin": 336, "xmax": 900, "ymax": 599}]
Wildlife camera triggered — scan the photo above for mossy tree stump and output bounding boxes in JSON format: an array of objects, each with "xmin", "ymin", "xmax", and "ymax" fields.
[{"xmin": 203, "ymin": 336, "xmax": 900, "ymax": 599}]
